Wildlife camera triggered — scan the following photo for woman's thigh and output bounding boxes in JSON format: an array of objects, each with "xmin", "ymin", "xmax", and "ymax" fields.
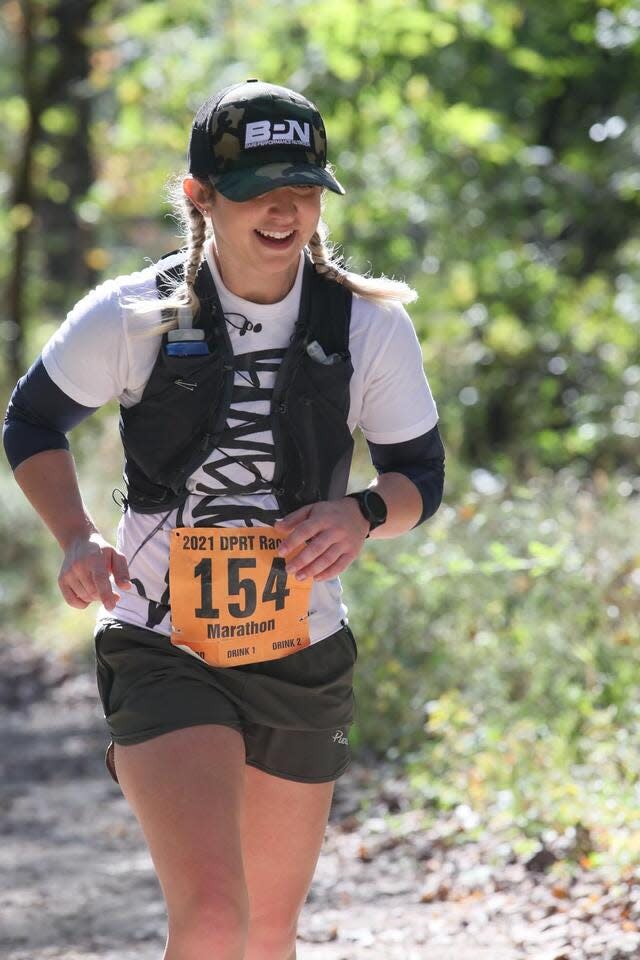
[
  {"xmin": 241, "ymin": 763, "xmax": 334, "ymax": 957},
  {"xmin": 113, "ymin": 724, "xmax": 248, "ymax": 919}
]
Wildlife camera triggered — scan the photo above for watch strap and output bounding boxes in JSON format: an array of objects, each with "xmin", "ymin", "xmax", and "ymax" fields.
[{"xmin": 346, "ymin": 490, "xmax": 387, "ymax": 536}]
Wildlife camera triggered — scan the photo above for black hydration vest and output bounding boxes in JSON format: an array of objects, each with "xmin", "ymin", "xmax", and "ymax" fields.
[{"xmin": 120, "ymin": 253, "xmax": 354, "ymax": 515}]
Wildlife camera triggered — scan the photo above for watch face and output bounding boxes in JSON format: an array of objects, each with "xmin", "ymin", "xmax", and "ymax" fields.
[{"xmin": 363, "ymin": 490, "xmax": 387, "ymax": 524}]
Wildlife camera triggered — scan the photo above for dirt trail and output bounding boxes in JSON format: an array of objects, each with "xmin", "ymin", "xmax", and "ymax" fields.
[{"xmin": 1, "ymin": 654, "xmax": 639, "ymax": 960}]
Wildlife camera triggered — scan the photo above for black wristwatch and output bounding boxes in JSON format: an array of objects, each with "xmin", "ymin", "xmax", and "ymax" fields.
[{"xmin": 346, "ymin": 489, "xmax": 388, "ymax": 536}]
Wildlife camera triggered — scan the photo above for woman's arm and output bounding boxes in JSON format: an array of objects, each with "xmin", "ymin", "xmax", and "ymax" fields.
[
  {"xmin": 276, "ymin": 425, "xmax": 445, "ymax": 581},
  {"xmin": 15, "ymin": 448, "xmax": 100, "ymax": 550},
  {"xmin": 6, "ymin": 360, "xmax": 130, "ymax": 610},
  {"xmin": 14, "ymin": 449, "xmax": 130, "ymax": 611},
  {"xmin": 366, "ymin": 427, "xmax": 445, "ymax": 531}
]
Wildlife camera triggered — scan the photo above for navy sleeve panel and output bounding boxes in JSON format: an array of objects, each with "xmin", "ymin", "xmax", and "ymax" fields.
[
  {"xmin": 366, "ymin": 424, "xmax": 445, "ymax": 526},
  {"xmin": 3, "ymin": 358, "xmax": 98, "ymax": 470}
]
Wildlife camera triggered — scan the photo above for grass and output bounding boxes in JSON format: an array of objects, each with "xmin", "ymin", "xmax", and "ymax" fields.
[{"xmin": 343, "ymin": 469, "xmax": 640, "ymax": 871}]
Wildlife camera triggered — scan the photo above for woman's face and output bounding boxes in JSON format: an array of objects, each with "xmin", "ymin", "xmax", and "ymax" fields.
[{"xmin": 185, "ymin": 178, "xmax": 322, "ymax": 301}]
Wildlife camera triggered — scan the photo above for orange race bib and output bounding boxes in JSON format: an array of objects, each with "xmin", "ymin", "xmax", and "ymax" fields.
[{"xmin": 169, "ymin": 526, "xmax": 312, "ymax": 667}]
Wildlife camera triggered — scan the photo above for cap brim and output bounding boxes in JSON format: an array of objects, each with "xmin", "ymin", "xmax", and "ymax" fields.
[{"xmin": 210, "ymin": 162, "xmax": 345, "ymax": 202}]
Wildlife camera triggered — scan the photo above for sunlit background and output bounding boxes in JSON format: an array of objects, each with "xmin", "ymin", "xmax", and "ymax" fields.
[{"xmin": 2, "ymin": 0, "xmax": 640, "ymax": 868}]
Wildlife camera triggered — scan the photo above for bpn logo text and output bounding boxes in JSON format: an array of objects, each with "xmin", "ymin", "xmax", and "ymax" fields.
[{"xmin": 245, "ymin": 120, "xmax": 311, "ymax": 148}]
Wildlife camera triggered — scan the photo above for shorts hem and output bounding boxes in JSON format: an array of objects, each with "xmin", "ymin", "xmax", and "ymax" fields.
[
  {"xmin": 245, "ymin": 755, "xmax": 352, "ymax": 784},
  {"xmin": 108, "ymin": 719, "xmax": 244, "ymax": 747}
]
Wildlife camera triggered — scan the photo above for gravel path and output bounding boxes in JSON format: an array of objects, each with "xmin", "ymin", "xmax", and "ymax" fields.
[{"xmin": 2, "ymin": 651, "xmax": 639, "ymax": 960}]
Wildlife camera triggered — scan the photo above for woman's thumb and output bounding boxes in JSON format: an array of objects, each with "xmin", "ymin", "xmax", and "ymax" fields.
[{"xmin": 108, "ymin": 549, "xmax": 131, "ymax": 588}]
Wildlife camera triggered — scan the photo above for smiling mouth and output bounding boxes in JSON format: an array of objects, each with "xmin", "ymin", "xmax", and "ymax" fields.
[{"xmin": 255, "ymin": 229, "xmax": 296, "ymax": 244}]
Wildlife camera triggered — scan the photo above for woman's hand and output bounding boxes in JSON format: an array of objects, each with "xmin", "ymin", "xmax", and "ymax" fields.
[
  {"xmin": 275, "ymin": 498, "xmax": 370, "ymax": 581},
  {"xmin": 58, "ymin": 532, "xmax": 130, "ymax": 610}
]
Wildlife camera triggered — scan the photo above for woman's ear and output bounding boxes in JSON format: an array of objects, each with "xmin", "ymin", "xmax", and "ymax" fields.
[{"xmin": 183, "ymin": 176, "xmax": 213, "ymax": 215}]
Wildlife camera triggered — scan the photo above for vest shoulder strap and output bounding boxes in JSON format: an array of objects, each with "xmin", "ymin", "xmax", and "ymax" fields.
[
  {"xmin": 154, "ymin": 251, "xmax": 222, "ymax": 339},
  {"xmin": 299, "ymin": 256, "xmax": 353, "ymax": 353}
]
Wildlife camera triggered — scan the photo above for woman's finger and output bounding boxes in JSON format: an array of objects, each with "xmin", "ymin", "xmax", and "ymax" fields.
[
  {"xmin": 89, "ymin": 564, "xmax": 119, "ymax": 609},
  {"xmin": 278, "ymin": 517, "xmax": 325, "ymax": 557},
  {"xmin": 58, "ymin": 579, "xmax": 90, "ymax": 609},
  {"xmin": 312, "ymin": 553, "xmax": 352, "ymax": 582},
  {"xmin": 294, "ymin": 542, "xmax": 345, "ymax": 580},
  {"xmin": 70, "ymin": 581, "xmax": 95, "ymax": 604},
  {"xmin": 285, "ymin": 529, "xmax": 339, "ymax": 574},
  {"xmin": 274, "ymin": 504, "xmax": 313, "ymax": 534},
  {"xmin": 109, "ymin": 549, "xmax": 131, "ymax": 588},
  {"xmin": 63, "ymin": 569, "xmax": 97, "ymax": 604}
]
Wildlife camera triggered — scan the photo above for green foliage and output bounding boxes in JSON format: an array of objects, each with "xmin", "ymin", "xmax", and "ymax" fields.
[
  {"xmin": 343, "ymin": 473, "xmax": 640, "ymax": 866},
  {"xmin": 3, "ymin": 0, "xmax": 640, "ymax": 474},
  {"xmin": 2, "ymin": 0, "xmax": 640, "ymax": 869}
]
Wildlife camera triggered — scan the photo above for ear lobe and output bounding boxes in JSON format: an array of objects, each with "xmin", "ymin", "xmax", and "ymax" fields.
[{"xmin": 183, "ymin": 175, "xmax": 213, "ymax": 214}]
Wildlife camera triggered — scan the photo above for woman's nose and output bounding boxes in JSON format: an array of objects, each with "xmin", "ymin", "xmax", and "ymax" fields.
[{"xmin": 266, "ymin": 189, "xmax": 296, "ymax": 217}]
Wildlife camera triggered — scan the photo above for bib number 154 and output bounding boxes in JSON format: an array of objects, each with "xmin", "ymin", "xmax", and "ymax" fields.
[
  {"xmin": 169, "ymin": 526, "xmax": 312, "ymax": 667},
  {"xmin": 194, "ymin": 556, "xmax": 289, "ymax": 620}
]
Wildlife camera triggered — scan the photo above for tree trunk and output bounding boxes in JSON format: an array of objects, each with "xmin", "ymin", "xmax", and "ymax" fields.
[
  {"xmin": 6, "ymin": 0, "xmax": 97, "ymax": 382},
  {"xmin": 38, "ymin": 0, "xmax": 98, "ymax": 311},
  {"xmin": 6, "ymin": 0, "xmax": 38, "ymax": 382}
]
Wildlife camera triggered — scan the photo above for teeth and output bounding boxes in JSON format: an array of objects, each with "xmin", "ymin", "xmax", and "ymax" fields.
[{"xmin": 257, "ymin": 229, "xmax": 294, "ymax": 239}]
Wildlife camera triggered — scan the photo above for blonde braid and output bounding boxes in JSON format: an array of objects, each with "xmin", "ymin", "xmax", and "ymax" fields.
[
  {"xmin": 307, "ymin": 220, "xmax": 417, "ymax": 306},
  {"xmin": 127, "ymin": 178, "xmax": 212, "ymax": 337},
  {"xmin": 307, "ymin": 226, "xmax": 346, "ymax": 285},
  {"xmin": 180, "ymin": 194, "xmax": 207, "ymax": 317}
]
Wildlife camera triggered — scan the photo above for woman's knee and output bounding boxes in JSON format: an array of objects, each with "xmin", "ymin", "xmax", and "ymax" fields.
[
  {"xmin": 245, "ymin": 914, "xmax": 298, "ymax": 960},
  {"xmin": 167, "ymin": 886, "xmax": 250, "ymax": 960}
]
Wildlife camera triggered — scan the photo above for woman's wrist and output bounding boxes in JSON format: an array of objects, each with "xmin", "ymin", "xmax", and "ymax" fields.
[
  {"xmin": 59, "ymin": 522, "xmax": 102, "ymax": 553},
  {"xmin": 364, "ymin": 474, "xmax": 423, "ymax": 539},
  {"xmin": 341, "ymin": 494, "xmax": 373, "ymax": 539},
  {"xmin": 14, "ymin": 449, "xmax": 99, "ymax": 552}
]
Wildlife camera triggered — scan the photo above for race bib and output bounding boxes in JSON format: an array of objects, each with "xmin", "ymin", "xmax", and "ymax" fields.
[{"xmin": 169, "ymin": 526, "xmax": 311, "ymax": 667}]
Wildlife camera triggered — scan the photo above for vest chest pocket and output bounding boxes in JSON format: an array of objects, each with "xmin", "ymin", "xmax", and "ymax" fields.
[
  {"xmin": 298, "ymin": 351, "xmax": 353, "ymax": 416},
  {"xmin": 301, "ymin": 353, "xmax": 353, "ymax": 400},
  {"xmin": 122, "ymin": 347, "xmax": 227, "ymax": 483},
  {"xmin": 280, "ymin": 351, "xmax": 355, "ymax": 507},
  {"xmin": 138, "ymin": 348, "xmax": 222, "ymax": 403}
]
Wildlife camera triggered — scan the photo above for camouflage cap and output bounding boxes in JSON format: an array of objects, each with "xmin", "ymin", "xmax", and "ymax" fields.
[{"xmin": 188, "ymin": 79, "xmax": 345, "ymax": 202}]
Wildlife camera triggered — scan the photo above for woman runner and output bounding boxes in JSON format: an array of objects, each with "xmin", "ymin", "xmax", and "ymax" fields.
[{"xmin": 4, "ymin": 79, "xmax": 444, "ymax": 960}]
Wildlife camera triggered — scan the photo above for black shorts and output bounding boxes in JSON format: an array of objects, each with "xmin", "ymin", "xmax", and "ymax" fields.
[{"xmin": 94, "ymin": 618, "xmax": 357, "ymax": 784}]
